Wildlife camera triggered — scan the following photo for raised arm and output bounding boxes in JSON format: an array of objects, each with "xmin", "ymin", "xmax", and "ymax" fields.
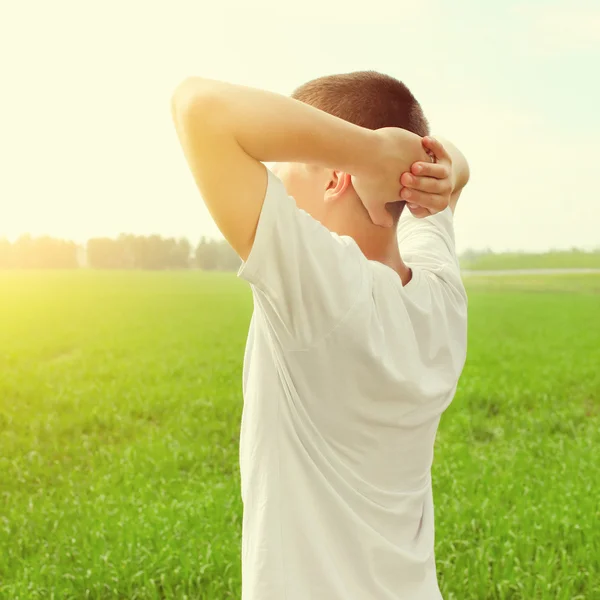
[{"xmin": 170, "ymin": 77, "xmax": 431, "ymax": 259}]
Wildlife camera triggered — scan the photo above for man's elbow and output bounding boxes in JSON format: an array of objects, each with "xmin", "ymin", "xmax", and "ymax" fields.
[{"xmin": 171, "ymin": 77, "xmax": 224, "ymax": 123}]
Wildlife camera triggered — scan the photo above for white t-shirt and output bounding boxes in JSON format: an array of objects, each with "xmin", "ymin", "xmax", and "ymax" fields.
[{"xmin": 237, "ymin": 167, "xmax": 468, "ymax": 600}]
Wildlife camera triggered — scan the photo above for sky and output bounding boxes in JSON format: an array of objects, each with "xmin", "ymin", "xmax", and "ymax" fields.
[{"xmin": 1, "ymin": 0, "xmax": 599, "ymax": 253}]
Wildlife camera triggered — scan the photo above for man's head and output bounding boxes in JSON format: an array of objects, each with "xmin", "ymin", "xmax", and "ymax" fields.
[{"xmin": 273, "ymin": 71, "xmax": 429, "ymax": 237}]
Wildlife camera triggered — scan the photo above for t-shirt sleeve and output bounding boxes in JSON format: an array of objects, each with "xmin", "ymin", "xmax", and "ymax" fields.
[
  {"xmin": 238, "ymin": 167, "xmax": 369, "ymax": 349},
  {"xmin": 397, "ymin": 207, "xmax": 466, "ymax": 301}
]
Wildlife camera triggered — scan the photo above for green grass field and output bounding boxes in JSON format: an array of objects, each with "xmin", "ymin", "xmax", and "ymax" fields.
[
  {"xmin": 1, "ymin": 271, "xmax": 599, "ymax": 599},
  {"xmin": 459, "ymin": 250, "xmax": 600, "ymax": 271}
]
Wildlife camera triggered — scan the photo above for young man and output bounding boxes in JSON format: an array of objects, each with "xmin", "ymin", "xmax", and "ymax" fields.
[{"xmin": 171, "ymin": 70, "xmax": 470, "ymax": 600}]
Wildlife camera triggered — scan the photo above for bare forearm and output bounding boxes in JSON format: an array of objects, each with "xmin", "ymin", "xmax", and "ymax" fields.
[{"xmin": 173, "ymin": 77, "xmax": 420, "ymax": 177}]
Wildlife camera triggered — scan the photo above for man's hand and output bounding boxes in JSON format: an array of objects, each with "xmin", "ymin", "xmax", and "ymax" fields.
[
  {"xmin": 399, "ymin": 137, "xmax": 454, "ymax": 218},
  {"xmin": 351, "ymin": 127, "xmax": 430, "ymax": 228},
  {"xmin": 399, "ymin": 136, "xmax": 470, "ymax": 216}
]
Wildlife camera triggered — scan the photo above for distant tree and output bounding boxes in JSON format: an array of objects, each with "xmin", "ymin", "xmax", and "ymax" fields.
[
  {"xmin": 195, "ymin": 237, "xmax": 220, "ymax": 270},
  {"xmin": 87, "ymin": 234, "xmax": 193, "ymax": 269},
  {"xmin": 87, "ymin": 237, "xmax": 125, "ymax": 269},
  {"xmin": 193, "ymin": 237, "xmax": 241, "ymax": 271},
  {"xmin": 39, "ymin": 236, "xmax": 78, "ymax": 268},
  {"xmin": 218, "ymin": 240, "xmax": 242, "ymax": 271},
  {"xmin": 140, "ymin": 234, "xmax": 166, "ymax": 269},
  {"xmin": 9, "ymin": 235, "xmax": 78, "ymax": 268},
  {"xmin": 460, "ymin": 248, "xmax": 479, "ymax": 263},
  {"xmin": 170, "ymin": 237, "xmax": 191, "ymax": 268},
  {"xmin": 10, "ymin": 235, "xmax": 35, "ymax": 268},
  {"xmin": 116, "ymin": 234, "xmax": 137, "ymax": 268}
]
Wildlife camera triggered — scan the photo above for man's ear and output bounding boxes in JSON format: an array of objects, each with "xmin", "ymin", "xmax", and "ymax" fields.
[{"xmin": 324, "ymin": 170, "xmax": 352, "ymax": 204}]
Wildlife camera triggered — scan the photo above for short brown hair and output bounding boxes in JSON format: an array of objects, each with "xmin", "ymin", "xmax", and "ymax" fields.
[
  {"xmin": 291, "ymin": 70, "xmax": 429, "ymax": 136},
  {"xmin": 292, "ymin": 71, "xmax": 429, "ymax": 223}
]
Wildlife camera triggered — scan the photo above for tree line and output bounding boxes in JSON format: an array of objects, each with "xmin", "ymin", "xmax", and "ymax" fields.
[
  {"xmin": 0, "ymin": 235, "xmax": 241, "ymax": 271},
  {"xmin": 2, "ymin": 235, "xmax": 599, "ymax": 271}
]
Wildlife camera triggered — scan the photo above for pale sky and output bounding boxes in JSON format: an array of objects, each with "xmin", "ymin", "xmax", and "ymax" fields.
[{"xmin": 1, "ymin": 0, "xmax": 599, "ymax": 252}]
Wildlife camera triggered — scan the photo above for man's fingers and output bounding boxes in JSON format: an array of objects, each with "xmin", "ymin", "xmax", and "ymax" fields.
[
  {"xmin": 400, "ymin": 173, "xmax": 449, "ymax": 194},
  {"xmin": 400, "ymin": 189, "xmax": 446, "ymax": 213},
  {"xmin": 422, "ymin": 136, "xmax": 451, "ymax": 163},
  {"xmin": 409, "ymin": 162, "xmax": 449, "ymax": 179}
]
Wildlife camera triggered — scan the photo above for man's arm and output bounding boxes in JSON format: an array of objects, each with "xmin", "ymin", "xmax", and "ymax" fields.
[{"xmin": 171, "ymin": 77, "xmax": 431, "ymax": 259}]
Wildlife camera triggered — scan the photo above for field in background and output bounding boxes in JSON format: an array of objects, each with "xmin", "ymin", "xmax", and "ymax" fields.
[
  {"xmin": 1, "ymin": 271, "xmax": 599, "ymax": 599},
  {"xmin": 459, "ymin": 250, "xmax": 600, "ymax": 271}
]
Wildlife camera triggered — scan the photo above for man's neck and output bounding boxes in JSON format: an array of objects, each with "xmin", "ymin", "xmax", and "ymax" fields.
[
  {"xmin": 350, "ymin": 226, "xmax": 412, "ymax": 286},
  {"xmin": 324, "ymin": 201, "xmax": 412, "ymax": 285},
  {"xmin": 365, "ymin": 241, "xmax": 412, "ymax": 286}
]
